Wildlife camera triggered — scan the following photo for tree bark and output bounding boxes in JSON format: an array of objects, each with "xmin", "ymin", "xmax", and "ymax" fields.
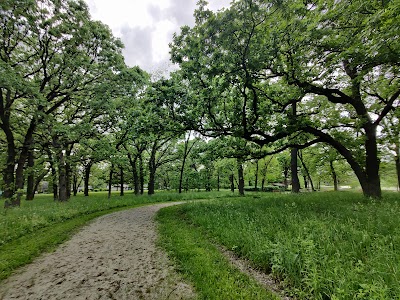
[
  {"xmin": 139, "ymin": 154, "xmax": 144, "ymax": 195},
  {"xmin": 395, "ymin": 149, "xmax": 400, "ymax": 192},
  {"xmin": 15, "ymin": 122, "xmax": 36, "ymax": 191},
  {"xmin": 329, "ymin": 160, "xmax": 338, "ymax": 191},
  {"xmin": 306, "ymin": 125, "xmax": 381, "ymax": 198},
  {"xmin": 26, "ymin": 150, "xmax": 35, "ymax": 200},
  {"xmin": 237, "ymin": 158, "xmax": 245, "ymax": 196},
  {"xmin": 291, "ymin": 148, "xmax": 300, "ymax": 193},
  {"xmin": 230, "ymin": 174, "xmax": 235, "ymax": 192},
  {"xmin": 254, "ymin": 160, "xmax": 259, "ymax": 190},
  {"xmin": 108, "ymin": 163, "xmax": 113, "ymax": 199},
  {"xmin": 120, "ymin": 166, "xmax": 124, "ymax": 196},
  {"xmin": 178, "ymin": 154, "xmax": 187, "ymax": 194},
  {"xmin": 58, "ymin": 150, "xmax": 68, "ymax": 202},
  {"xmin": 298, "ymin": 151, "xmax": 315, "ymax": 191},
  {"xmin": 84, "ymin": 162, "xmax": 92, "ymax": 197},
  {"xmin": 148, "ymin": 167, "xmax": 156, "ymax": 195},
  {"xmin": 72, "ymin": 173, "xmax": 79, "ymax": 196}
]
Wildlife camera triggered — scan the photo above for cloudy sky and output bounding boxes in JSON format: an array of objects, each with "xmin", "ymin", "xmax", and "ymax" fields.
[{"xmin": 84, "ymin": 0, "xmax": 231, "ymax": 74}]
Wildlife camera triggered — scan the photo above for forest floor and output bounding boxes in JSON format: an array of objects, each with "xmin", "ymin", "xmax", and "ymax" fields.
[{"xmin": 0, "ymin": 203, "xmax": 195, "ymax": 300}]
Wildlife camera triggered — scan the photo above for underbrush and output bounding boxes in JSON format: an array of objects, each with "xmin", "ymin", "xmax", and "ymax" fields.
[{"xmin": 163, "ymin": 192, "xmax": 400, "ymax": 299}]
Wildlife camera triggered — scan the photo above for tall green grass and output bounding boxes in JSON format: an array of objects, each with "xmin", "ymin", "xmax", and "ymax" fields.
[
  {"xmin": 169, "ymin": 192, "xmax": 400, "ymax": 299},
  {"xmin": 158, "ymin": 205, "xmax": 279, "ymax": 299}
]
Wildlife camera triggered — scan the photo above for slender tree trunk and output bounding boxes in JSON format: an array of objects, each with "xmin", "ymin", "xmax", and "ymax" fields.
[
  {"xmin": 65, "ymin": 162, "xmax": 71, "ymax": 199},
  {"xmin": 237, "ymin": 158, "xmax": 245, "ymax": 196},
  {"xmin": 15, "ymin": 122, "xmax": 36, "ymax": 192},
  {"xmin": 395, "ymin": 153, "xmax": 400, "ymax": 192},
  {"xmin": 298, "ymin": 152, "xmax": 315, "ymax": 191},
  {"xmin": 51, "ymin": 165, "xmax": 58, "ymax": 201},
  {"xmin": 283, "ymin": 167, "xmax": 288, "ymax": 189},
  {"xmin": 26, "ymin": 150, "xmax": 35, "ymax": 200},
  {"xmin": 217, "ymin": 171, "xmax": 220, "ymax": 191},
  {"xmin": 303, "ymin": 175, "xmax": 308, "ymax": 189},
  {"xmin": 329, "ymin": 160, "xmax": 338, "ymax": 191},
  {"xmin": 108, "ymin": 163, "xmax": 113, "ymax": 199},
  {"xmin": 178, "ymin": 155, "xmax": 187, "ymax": 194},
  {"xmin": 291, "ymin": 148, "xmax": 300, "ymax": 193},
  {"xmin": 139, "ymin": 155, "xmax": 144, "ymax": 195},
  {"xmin": 84, "ymin": 163, "xmax": 92, "ymax": 197},
  {"xmin": 148, "ymin": 167, "xmax": 156, "ymax": 195},
  {"xmin": 58, "ymin": 150, "xmax": 68, "ymax": 202},
  {"xmin": 73, "ymin": 173, "xmax": 79, "ymax": 196},
  {"xmin": 261, "ymin": 178, "xmax": 265, "ymax": 190},
  {"xmin": 133, "ymin": 158, "xmax": 139, "ymax": 195},
  {"xmin": 254, "ymin": 160, "xmax": 259, "ymax": 190},
  {"xmin": 33, "ymin": 170, "xmax": 48, "ymax": 195},
  {"xmin": 230, "ymin": 174, "xmax": 235, "ymax": 192},
  {"xmin": 120, "ymin": 166, "xmax": 124, "ymax": 196}
]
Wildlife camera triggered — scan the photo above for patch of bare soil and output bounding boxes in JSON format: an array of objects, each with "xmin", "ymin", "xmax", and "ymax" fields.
[{"xmin": 0, "ymin": 203, "xmax": 195, "ymax": 300}]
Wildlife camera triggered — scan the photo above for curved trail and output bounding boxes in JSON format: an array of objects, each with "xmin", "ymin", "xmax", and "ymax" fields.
[{"xmin": 0, "ymin": 203, "xmax": 195, "ymax": 300}]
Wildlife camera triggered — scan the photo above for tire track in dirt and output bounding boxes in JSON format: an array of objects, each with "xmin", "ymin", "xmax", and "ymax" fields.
[{"xmin": 0, "ymin": 202, "xmax": 195, "ymax": 300}]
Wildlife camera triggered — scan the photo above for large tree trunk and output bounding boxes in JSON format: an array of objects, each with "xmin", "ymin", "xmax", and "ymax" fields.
[
  {"xmin": 362, "ymin": 127, "xmax": 381, "ymax": 198},
  {"xmin": 3, "ymin": 141, "xmax": 16, "ymax": 200},
  {"xmin": 305, "ymin": 125, "xmax": 381, "ymax": 198},
  {"xmin": 148, "ymin": 142, "xmax": 157, "ymax": 195},
  {"xmin": 291, "ymin": 148, "xmax": 300, "ymax": 193},
  {"xmin": 84, "ymin": 163, "xmax": 92, "ymax": 197},
  {"xmin": 237, "ymin": 158, "xmax": 245, "ymax": 196},
  {"xmin": 1, "ymin": 92, "xmax": 17, "ymax": 200},
  {"xmin": 26, "ymin": 150, "xmax": 35, "ymax": 200},
  {"xmin": 148, "ymin": 167, "xmax": 156, "ymax": 195}
]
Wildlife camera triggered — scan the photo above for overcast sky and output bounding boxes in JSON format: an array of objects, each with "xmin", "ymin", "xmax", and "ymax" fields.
[{"xmin": 84, "ymin": 0, "xmax": 231, "ymax": 74}]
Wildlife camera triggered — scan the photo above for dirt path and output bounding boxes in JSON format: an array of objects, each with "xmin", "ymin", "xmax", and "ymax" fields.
[{"xmin": 0, "ymin": 203, "xmax": 195, "ymax": 300}]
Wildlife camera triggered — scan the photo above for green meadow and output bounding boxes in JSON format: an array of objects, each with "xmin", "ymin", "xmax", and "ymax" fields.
[{"xmin": 158, "ymin": 191, "xmax": 400, "ymax": 299}]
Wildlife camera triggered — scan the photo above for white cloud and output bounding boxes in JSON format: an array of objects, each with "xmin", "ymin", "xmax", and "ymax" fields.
[{"xmin": 84, "ymin": 0, "xmax": 231, "ymax": 73}]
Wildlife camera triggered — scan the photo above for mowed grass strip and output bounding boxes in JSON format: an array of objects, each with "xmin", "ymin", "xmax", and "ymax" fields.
[
  {"xmin": 157, "ymin": 205, "xmax": 279, "ymax": 300},
  {"xmin": 0, "ymin": 191, "xmax": 233, "ymax": 282},
  {"xmin": 160, "ymin": 192, "xmax": 400, "ymax": 300}
]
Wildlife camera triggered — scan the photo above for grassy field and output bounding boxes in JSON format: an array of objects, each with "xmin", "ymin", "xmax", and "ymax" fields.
[
  {"xmin": 157, "ymin": 191, "xmax": 400, "ymax": 299},
  {"xmin": 0, "ymin": 190, "xmax": 232, "ymax": 282}
]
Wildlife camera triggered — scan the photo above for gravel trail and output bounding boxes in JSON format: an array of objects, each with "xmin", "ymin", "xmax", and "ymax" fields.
[{"xmin": 0, "ymin": 203, "xmax": 195, "ymax": 300}]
